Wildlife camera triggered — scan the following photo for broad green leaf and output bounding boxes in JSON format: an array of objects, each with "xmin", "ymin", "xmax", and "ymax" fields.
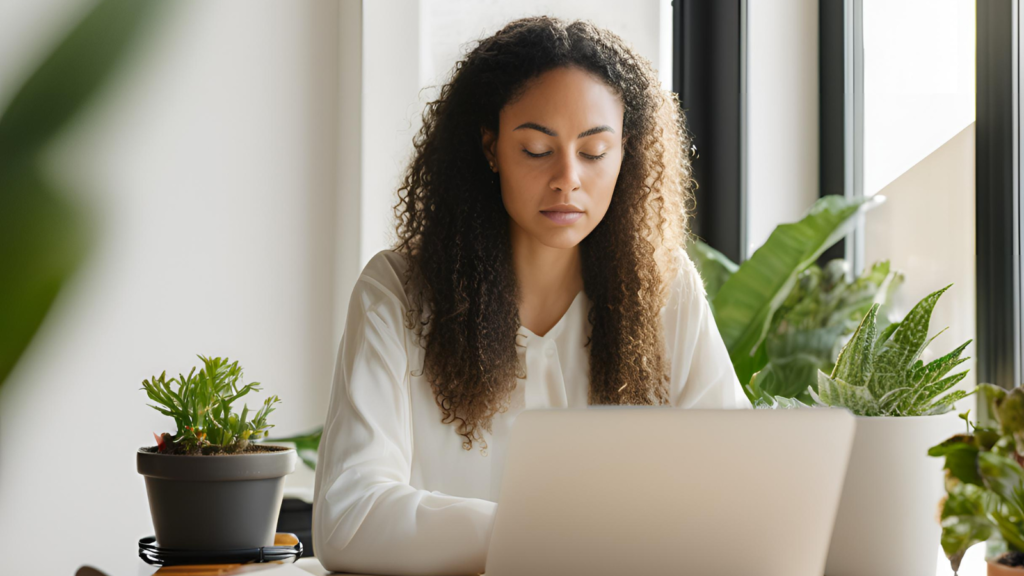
[
  {"xmin": 0, "ymin": 0, "xmax": 163, "ymax": 175},
  {"xmin": 929, "ymin": 435, "xmax": 983, "ymax": 486},
  {"xmin": 713, "ymin": 195, "xmax": 882, "ymax": 382},
  {"xmin": 753, "ymin": 324, "xmax": 844, "ymax": 398},
  {"xmin": 686, "ymin": 240, "xmax": 737, "ymax": 302},
  {"xmin": 979, "ymin": 451, "xmax": 1024, "ymax": 518},
  {"xmin": 0, "ymin": 169, "xmax": 88, "ymax": 385}
]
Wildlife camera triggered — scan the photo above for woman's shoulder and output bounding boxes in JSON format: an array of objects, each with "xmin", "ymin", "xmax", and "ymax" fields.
[{"xmin": 353, "ymin": 249, "xmax": 413, "ymax": 311}]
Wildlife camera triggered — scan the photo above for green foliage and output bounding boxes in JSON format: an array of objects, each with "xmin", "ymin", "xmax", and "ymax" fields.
[
  {"xmin": 0, "ymin": 0, "xmax": 163, "ymax": 388},
  {"xmin": 685, "ymin": 241, "xmax": 738, "ymax": 303},
  {"xmin": 142, "ymin": 355, "xmax": 280, "ymax": 454},
  {"xmin": 265, "ymin": 428, "xmax": 323, "ymax": 470},
  {"xmin": 749, "ymin": 259, "xmax": 902, "ymax": 403},
  {"xmin": 706, "ymin": 195, "xmax": 883, "ymax": 392},
  {"xmin": 931, "ymin": 385, "xmax": 1024, "ymax": 573},
  {"xmin": 809, "ymin": 286, "xmax": 972, "ymax": 416}
]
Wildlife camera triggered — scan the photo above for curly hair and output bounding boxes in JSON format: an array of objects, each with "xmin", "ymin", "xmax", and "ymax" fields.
[{"xmin": 393, "ymin": 16, "xmax": 694, "ymax": 452}]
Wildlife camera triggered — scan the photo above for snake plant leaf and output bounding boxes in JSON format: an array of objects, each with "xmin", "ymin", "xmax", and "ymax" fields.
[
  {"xmin": 685, "ymin": 240, "xmax": 738, "ymax": 302},
  {"xmin": 910, "ymin": 371, "xmax": 970, "ymax": 411},
  {"xmin": 713, "ymin": 195, "xmax": 883, "ymax": 386},
  {"xmin": 926, "ymin": 390, "xmax": 971, "ymax": 416},
  {"xmin": 912, "ymin": 340, "xmax": 972, "ymax": 387},
  {"xmin": 833, "ymin": 303, "xmax": 879, "ymax": 388},
  {"xmin": 869, "ymin": 285, "xmax": 951, "ymax": 400},
  {"xmin": 817, "ymin": 371, "xmax": 880, "ymax": 416}
]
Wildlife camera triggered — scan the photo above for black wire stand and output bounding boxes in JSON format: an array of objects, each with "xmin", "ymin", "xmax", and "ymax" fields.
[{"xmin": 138, "ymin": 533, "xmax": 303, "ymax": 566}]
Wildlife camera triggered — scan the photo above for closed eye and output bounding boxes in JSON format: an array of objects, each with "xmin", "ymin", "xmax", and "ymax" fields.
[
  {"xmin": 523, "ymin": 149, "xmax": 607, "ymax": 161},
  {"xmin": 522, "ymin": 149, "xmax": 552, "ymax": 158}
]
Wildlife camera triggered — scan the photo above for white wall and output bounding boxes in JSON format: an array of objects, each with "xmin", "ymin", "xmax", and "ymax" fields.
[
  {"xmin": 744, "ymin": 0, "xmax": 821, "ymax": 255},
  {"xmin": 0, "ymin": 2, "xmax": 679, "ymax": 573},
  {"xmin": 0, "ymin": 1, "xmax": 340, "ymax": 574},
  {"xmin": 860, "ymin": 0, "xmax": 977, "ymax": 398},
  {"xmin": 862, "ymin": 0, "xmax": 975, "ymax": 196}
]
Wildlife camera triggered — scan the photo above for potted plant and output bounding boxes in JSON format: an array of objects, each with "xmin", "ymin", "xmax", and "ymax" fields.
[
  {"xmin": 687, "ymin": 194, "xmax": 893, "ymax": 399},
  {"xmin": 755, "ymin": 288, "xmax": 971, "ymax": 575},
  {"xmin": 931, "ymin": 384, "xmax": 1024, "ymax": 575},
  {"xmin": 137, "ymin": 355, "xmax": 296, "ymax": 550}
]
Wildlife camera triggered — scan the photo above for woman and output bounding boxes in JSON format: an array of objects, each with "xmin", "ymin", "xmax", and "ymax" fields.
[{"xmin": 313, "ymin": 16, "xmax": 749, "ymax": 576}]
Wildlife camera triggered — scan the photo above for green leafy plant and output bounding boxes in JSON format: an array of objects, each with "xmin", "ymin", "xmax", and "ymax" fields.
[
  {"xmin": 142, "ymin": 355, "xmax": 280, "ymax": 454},
  {"xmin": 688, "ymin": 195, "xmax": 892, "ymax": 403},
  {"xmin": 803, "ymin": 285, "xmax": 972, "ymax": 416},
  {"xmin": 930, "ymin": 385, "xmax": 1024, "ymax": 573},
  {"xmin": 748, "ymin": 259, "xmax": 902, "ymax": 403},
  {"xmin": 0, "ymin": 0, "xmax": 163, "ymax": 389},
  {"xmin": 265, "ymin": 428, "xmax": 323, "ymax": 470}
]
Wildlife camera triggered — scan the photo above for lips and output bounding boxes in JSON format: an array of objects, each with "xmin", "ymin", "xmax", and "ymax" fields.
[{"xmin": 541, "ymin": 210, "xmax": 584, "ymax": 225}]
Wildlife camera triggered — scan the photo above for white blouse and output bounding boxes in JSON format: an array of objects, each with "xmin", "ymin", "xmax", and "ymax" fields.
[{"xmin": 312, "ymin": 249, "xmax": 750, "ymax": 576}]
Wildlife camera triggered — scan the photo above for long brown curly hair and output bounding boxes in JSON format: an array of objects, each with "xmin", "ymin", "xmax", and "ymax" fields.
[{"xmin": 394, "ymin": 16, "xmax": 693, "ymax": 451}]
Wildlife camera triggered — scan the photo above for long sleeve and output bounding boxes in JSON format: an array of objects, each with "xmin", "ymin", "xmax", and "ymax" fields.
[
  {"xmin": 312, "ymin": 263, "xmax": 497, "ymax": 576},
  {"xmin": 665, "ymin": 252, "xmax": 752, "ymax": 410}
]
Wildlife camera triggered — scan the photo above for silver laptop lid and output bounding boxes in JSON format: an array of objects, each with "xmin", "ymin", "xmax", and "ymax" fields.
[{"xmin": 484, "ymin": 407, "xmax": 855, "ymax": 576}]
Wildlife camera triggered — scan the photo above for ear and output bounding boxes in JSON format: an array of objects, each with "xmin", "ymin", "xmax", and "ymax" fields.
[{"xmin": 480, "ymin": 127, "xmax": 498, "ymax": 171}]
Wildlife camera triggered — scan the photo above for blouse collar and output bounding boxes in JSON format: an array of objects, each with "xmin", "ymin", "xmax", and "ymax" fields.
[{"xmin": 516, "ymin": 289, "xmax": 588, "ymax": 344}]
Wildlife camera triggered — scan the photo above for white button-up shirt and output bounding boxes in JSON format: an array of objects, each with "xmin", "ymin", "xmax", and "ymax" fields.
[{"xmin": 313, "ymin": 250, "xmax": 749, "ymax": 575}]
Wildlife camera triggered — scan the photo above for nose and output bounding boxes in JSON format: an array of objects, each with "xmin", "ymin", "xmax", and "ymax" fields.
[{"xmin": 549, "ymin": 153, "xmax": 582, "ymax": 193}]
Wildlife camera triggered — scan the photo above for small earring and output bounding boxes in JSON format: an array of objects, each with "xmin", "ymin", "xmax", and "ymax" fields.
[{"xmin": 488, "ymin": 161, "xmax": 495, "ymax": 171}]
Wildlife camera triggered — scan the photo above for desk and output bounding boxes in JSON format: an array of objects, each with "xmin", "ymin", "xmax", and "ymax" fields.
[
  {"xmin": 131, "ymin": 558, "xmax": 329, "ymax": 576},
  {"xmin": 112, "ymin": 542, "xmax": 987, "ymax": 576}
]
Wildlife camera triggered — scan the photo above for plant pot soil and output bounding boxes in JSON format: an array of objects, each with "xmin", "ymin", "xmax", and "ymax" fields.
[
  {"xmin": 990, "ymin": 553, "xmax": 1024, "ymax": 575},
  {"xmin": 138, "ymin": 445, "xmax": 296, "ymax": 551}
]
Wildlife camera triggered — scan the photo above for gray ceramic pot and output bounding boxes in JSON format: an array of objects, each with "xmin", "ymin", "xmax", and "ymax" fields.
[{"xmin": 137, "ymin": 447, "xmax": 297, "ymax": 550}]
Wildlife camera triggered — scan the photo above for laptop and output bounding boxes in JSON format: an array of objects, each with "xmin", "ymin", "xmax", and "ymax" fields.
[{"xmin": 483, "ymin": 407, "xmax": 855, "ymax": 576}]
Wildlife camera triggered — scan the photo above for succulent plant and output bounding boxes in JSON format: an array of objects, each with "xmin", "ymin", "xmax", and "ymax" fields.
[
  {"xmin": 142, "ymin": 355, "xmax": 280, "ymax": 454},
  {"xmin": 814, "ymin": 285, "xmax": 972, "ymax": 416}
]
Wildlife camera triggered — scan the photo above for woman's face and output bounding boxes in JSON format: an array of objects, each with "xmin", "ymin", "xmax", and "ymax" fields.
[{"xmin": 482, "ymin": 67, "xmax": 626, "ymax": 250}]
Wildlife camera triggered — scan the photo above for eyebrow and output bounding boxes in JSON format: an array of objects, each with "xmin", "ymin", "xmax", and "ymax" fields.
[{"xmin": 513, "ymin": 122, "xmax": 615, "ymax": 139}]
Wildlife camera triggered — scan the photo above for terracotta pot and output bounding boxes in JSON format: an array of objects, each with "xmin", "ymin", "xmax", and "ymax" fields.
[{"xmin": 990, "ymin": 560, "xmax": 1024, "ymax": 575}]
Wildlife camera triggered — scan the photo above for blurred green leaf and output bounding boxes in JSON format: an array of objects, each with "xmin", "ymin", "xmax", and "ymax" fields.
[
  {"xmin": 685, "ymin": 240, "xmax": 737, "ymax": 302},
  {"xmin": 0, "ymin": 0, "xmax": 162, "ymax": 174},
  {"xmin": 0, "ymin": 0, "xmax": 163, "ymax": 390},
  {"xmin": 265, "ymin": 428, "xmax": 323, "ymax": 470},
  {"xmin": 0, "ymin": 169, "xmax": 88, "ymax": 384}
]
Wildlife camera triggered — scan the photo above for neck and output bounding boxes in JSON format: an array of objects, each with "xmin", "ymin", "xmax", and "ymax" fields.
[{"xmin": 510, "ymin": 220, "xmax": 584, "ymax": 336}]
